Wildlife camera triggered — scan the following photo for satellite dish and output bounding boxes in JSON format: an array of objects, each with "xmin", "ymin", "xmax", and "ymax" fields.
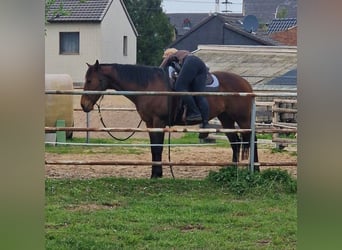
[{"xmin": 243, "ymin": 15, "xmax": 259, "ymax": 33}]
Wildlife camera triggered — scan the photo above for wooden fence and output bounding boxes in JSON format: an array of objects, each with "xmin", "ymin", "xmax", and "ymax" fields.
[{"xmin": 45, "ymin": 90, "xmax": 297, "ymax": 169}]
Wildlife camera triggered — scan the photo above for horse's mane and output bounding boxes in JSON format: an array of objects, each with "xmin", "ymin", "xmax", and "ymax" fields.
[{"xmin": 108, "ymin": 63, "xmax": 168, "ymax": 88}]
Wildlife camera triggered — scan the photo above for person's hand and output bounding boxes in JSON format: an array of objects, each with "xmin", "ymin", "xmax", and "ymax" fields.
[{"xmin": 171, "ymin": 61, "xmax": 181, "ymax": 73}]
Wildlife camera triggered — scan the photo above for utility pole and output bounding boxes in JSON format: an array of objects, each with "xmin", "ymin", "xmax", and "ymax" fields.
[
  {"xmin": 215, "ymin": 0, "xmax": 220, "ymax": 13},
  {"xmin": 221, "ymin": 0, "xmax": 232, "ymax": 13}
]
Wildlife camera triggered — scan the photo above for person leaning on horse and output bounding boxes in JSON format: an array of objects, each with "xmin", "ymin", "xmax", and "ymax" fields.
[
  {"xmin": 160, "ymin": 49, "xmax": 210, "ymax": 129},
  {"xmin": 81, "ymin": 59, "xmax": 259, "ymax": 178},
  {"xmin": 162, "ymin": 48, "xmax": 178, "ymax": 82}
]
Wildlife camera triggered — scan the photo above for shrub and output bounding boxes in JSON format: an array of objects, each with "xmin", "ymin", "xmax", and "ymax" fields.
[{"xmin": 207, "ymin": 166, "xmax": 297, "ymax": 196}]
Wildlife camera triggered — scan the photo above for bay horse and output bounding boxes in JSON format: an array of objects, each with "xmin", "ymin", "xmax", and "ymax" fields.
[{"xmin": 80, "ymin": 60, "xmax": 259, "ymax": 178}]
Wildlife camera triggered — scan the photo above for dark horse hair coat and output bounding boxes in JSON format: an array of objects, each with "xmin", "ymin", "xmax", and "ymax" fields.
[{"xmin": 81, "ymin": 60, "xmax": 259, "ymax": 178}]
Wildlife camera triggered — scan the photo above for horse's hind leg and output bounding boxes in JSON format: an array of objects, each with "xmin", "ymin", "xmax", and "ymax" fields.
[
  {"xmin": 149, "ymin": 131, "xmax": 165, "ymax": 178},
  {"xmin": 217, "ymin": 114, "xmax": 241, "ymax": 163},
  {"xmin": 228, "ymin": 132, "xmax": 241, "ymax": 163},
  {"xmin": 253, "ymin": 136, "xmax": 259, "ymax": 171},
  {"xmin": 237, "ymin": 120, "xmax": 260, "ymax": 172},
  {"xmin": 239, "ymin": 132, "xmax": 259, "ymax": 171}
]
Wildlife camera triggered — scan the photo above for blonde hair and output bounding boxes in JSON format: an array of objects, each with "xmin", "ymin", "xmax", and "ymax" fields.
[{"xmin": 162, "ymin": 48, "xmax": 178, "ymax": 58}]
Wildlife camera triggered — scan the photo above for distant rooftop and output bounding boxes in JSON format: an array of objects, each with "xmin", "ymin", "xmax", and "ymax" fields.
[
  {"xmin": 243, "ymin": 0, "xmax": 297, "ymax": 24},
  {"xmin": 167, "ymin": 13, "xmax": 280, "ymax": 48},
  {"xmin": 266, "ymin": 69, "xmax": 297, "ymax": 86},
  {"xmin": 267, "ymin": 18, "xmax": 297, "ymax": 34},
  {"xmin": 166, "ymin": 13, "xmax": 211, "ymax": 36},
  {"xmin": 194, "ymin": 45, "xmax": 297, "ymax": 87}
]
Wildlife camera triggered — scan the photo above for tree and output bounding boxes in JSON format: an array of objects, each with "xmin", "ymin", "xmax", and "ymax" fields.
[
  {"xmin": 276, "ymin": 7, "xmax": 288, "ymax": 19},
  {"xmin": 123, "ymin": 0, "xmax": 174, "ymax": 66}
]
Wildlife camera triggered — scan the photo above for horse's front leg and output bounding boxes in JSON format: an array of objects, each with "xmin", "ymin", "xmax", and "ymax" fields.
[
  {"xmin": 217, "ymin": 114, "xmax": 241, "ymax": 163},
  {"xmin": 149, "ymin": 131, "xmax": 165, "ymax": 178}
]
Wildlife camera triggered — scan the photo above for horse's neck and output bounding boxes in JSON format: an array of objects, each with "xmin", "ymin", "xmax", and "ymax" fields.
[
  {"xmin": 101, "ymin": 65, "xmax": 139, "ymax": 105},
  {"xmin": 103, "ymin": 63, "xmax": 171, "ymax": 105}
]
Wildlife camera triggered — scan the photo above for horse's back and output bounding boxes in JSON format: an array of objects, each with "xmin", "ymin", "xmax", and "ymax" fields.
[
  {"xmin": 207, "ymin": 71, "xmax": 253, "ymax": 121},
  {"xmin": 213, "ymin": 71, "xmax": 253, "ymax": 93},
  {"xmin": 115, "ymin": 63, "xmax": 168, "ymax": 88}
]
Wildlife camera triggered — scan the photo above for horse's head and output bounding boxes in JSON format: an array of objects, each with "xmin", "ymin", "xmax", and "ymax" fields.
[{"xmin": 81, "ymin": 60, "xmax": 109, "ymax": 112}]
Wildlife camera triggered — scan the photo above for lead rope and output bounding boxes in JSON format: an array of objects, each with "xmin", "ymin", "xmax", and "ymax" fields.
[{"xmin": 95, "ymin": 96, "xmax": 143, "ymax": 141}]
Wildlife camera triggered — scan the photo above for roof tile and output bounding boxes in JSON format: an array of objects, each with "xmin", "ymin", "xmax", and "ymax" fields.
[
  {"xmin": 47, "ymin": 0, "xmax": 112, "ymax": 22},
  {"xmin": 267, "ymin": 18, "xmax": 297, "ymax": 34}
]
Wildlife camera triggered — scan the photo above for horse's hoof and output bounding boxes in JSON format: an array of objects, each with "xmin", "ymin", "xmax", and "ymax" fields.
[
  {"xmin": 254, "ymin": 165, "xmax": 260, "ymax": 172},
  {"xmin": 150, "ymin": 174, "xmax": 163, "ymax": 179},
  {"xmin": 198, "ymin": 132, "xmax": 209, "ymax": 139}
]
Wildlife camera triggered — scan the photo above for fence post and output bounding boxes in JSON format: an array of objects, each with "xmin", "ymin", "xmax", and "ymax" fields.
[
  {"xmin": 272, "ymin": 100, "xmax": 280, "ymax": 149},
  {"xmin": 249, "ymin": 97, "xmax": 256, "ymax": 173},
  {"xmin": 86, "ymin": 112, "xmax": 90, "ymax": 143}
]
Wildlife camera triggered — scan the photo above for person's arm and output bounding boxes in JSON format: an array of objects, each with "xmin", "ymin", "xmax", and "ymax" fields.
[{"xmin": 160, "ymin": 55, "xmax": 177, "ymax": 68}]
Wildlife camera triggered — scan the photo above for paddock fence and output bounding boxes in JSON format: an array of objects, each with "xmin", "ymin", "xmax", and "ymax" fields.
[{"xmin": 45, "ymin": 90, "xmax": 297, "ymax": 171}]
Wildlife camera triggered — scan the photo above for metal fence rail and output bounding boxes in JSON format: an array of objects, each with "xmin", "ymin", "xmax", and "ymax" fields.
[{"xmin": 45, "ymin": 90, "xmax": 297, "ymax": 172}]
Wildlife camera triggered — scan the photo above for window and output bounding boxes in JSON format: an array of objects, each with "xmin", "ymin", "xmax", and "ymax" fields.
[
  {"xmin": 59, "ymin": 32, "xmax": 79, "ymax": 54},
  {"xmin": 182, "ymin": 18, "xmax": 192, "ymax": 30},
  {"xmin": 123, "ymin": 36, "xmax": 128, "ymax": 56}
]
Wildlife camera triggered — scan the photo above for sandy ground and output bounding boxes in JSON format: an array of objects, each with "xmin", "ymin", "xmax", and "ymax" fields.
[{"xmin": 45, "ymin": 94, "xmax": 297, "ymax": 179}]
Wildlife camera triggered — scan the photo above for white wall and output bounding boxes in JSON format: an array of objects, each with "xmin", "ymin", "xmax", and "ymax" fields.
[
  {"xmin": 100, "ymin": 0, "xmax": 137, "ymax": 64},
  {"xmin": 45, "ymin": 23, "xmax": 101, "ymax": 83}
]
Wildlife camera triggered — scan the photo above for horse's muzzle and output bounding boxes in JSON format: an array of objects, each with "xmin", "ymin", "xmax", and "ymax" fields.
[
  {"xmin": 80, "ymin": 97, "xmax": 93, "ymax": 112},
  {"xmin": 81, "ymin": 103, "xmax": 93, "ymax": 113}
]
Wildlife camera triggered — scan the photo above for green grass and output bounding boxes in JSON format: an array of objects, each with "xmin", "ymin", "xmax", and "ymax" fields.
[
  {"xmin": 46, "ymin": 132, "xmax": 296, "ymax": 155},
  {"xmin": 45, "ymin": 133, "xmax": 231, "ymax": 154},
  {"xmin": 46, "ymin": 132, "xmax": 296, "ymax": 154},
  {"xmin": 45, "ymin": 133, "xmax": 297, "ymax": 249},
  {"xmin": 207, "ymin": 166, "xmax": 297, "ymax": 195},
  {"xmin": 46, "ymin": 170, "xmax": 297, "ymax": 249},
  {"xmin": 257, "ymin": 133, "xmax": 273, "ymax": 140}
]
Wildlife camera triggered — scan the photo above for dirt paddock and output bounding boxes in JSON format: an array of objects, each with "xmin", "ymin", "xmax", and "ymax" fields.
[
  {"xmin": 45, "ymin": 95, "xmax": 297, "ymax": 179},
  {"xmin": 45, "ymin": 148, "xmax": 297, "ymax": 179}
]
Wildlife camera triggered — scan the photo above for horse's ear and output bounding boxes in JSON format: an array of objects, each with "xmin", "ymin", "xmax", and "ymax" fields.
[
  {"xmin": 95, "ymin": 60, "xmax": 100, "ymax": 71},
  {"xmin": 86, "ymin": 63, "xmax": 91, "ymax": 68}
]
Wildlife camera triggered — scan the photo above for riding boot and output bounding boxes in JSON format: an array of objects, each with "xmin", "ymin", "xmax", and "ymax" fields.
[
  {"xmin": 182, "ymin": 96, "xmax": 202, "ymax": 122},
  {"xmin": 200, "ymin": 120, "xmax": 210, "ymax": 129},
  {"xmin": 199, "ymin": 120, "xmax": 210, "ymax": 139}
]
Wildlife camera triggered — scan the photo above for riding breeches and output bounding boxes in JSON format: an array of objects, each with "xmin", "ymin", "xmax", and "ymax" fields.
[{"xmin": 174, "ymin": 55, "xmax": 209, "ymax": 122}]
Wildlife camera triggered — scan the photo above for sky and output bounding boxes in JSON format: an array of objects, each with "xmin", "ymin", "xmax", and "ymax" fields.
[{"xmin": 162, "ymin": 0, "xmax": 243, "ymax": 14}]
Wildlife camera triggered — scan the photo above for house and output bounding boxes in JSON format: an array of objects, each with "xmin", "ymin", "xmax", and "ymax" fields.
[
  {"xmin": 167, "ymin": 13, "xmax": 278, "ymax": 52},
  {"xmin": 166, "ymin": 13, "xmax": 210, "ymax": 39},
  {"xmin": 45, "ymin": 0, "xmax": 138, "ymax": 84},
  {"xmin": 267, "ymin": 18, "xmax": 297, "ymax": 46},
  {"xmin": 243, "ymin": 0, "xmax": 297, "ymax": 24},
  {"xmin": 269, "ymin": 26, "xmax": 297, "ymax": 46}
]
